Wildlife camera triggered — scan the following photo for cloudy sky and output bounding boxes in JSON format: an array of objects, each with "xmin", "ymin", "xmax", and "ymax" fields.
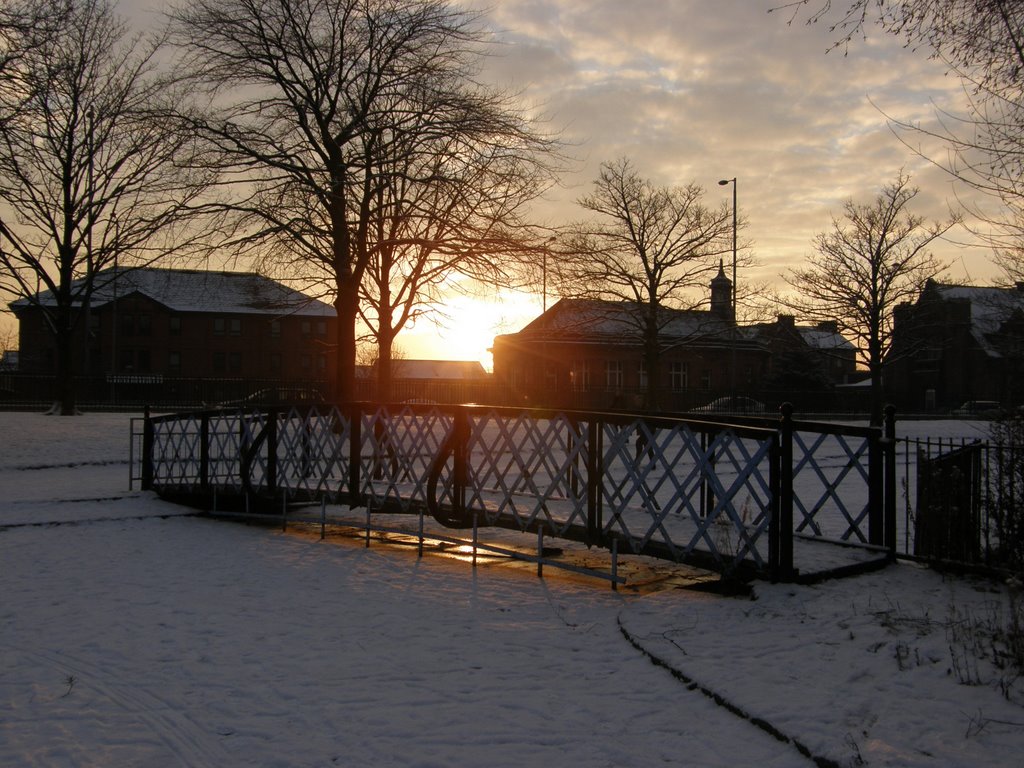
[
  {"xmin": 0, "ymin": 0, "xmax": 1003, "ymax": 369},
  {"xmin": 395, "ymin": 0, "xmax": 1003, "ymax": 366}
]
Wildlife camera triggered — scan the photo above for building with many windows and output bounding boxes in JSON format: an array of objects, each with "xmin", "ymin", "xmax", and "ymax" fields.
[
  {"xmin": 886, "ymin": 279, "xmax": 1024, "ymax": 411},
  {"xmin": 492, "ymin": 267, "xmax": 857, "ymax": 412},
  {"xmin": 492, "ymin": 288, "xmax": 770, "ymax": 411},
  {"xmin": 10, "ymin": 267, "xmax": 337, "ymax": 383}
]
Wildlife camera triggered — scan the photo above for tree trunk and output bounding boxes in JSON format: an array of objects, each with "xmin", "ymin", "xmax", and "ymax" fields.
[
  {"xmin": 333, "ymin": 289, "xmax": 358, "ymax": 403},
  {"xmin": 377, "ymin": 330, "xmax": 394, "ymax": 403},
  {"xmin": 54, "ymin": 307, "xmax": 77, "ymax": 415}
]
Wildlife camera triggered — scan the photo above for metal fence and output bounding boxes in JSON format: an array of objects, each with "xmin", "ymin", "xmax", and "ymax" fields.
[
  {"xmin": 135, "ymin": 402, "xmax": 899, "ymax": 583},
  {"xmin": 896, "ymin": 436, "xmax": 1024, "ymax": 574}
]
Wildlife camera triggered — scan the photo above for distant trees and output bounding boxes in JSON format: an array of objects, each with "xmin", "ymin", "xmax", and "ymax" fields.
[
  {"xmin": 170, "ymin": 0, "xmax": 557, "ymax": 402},
  {"xmin": 0, "ymin": 0, "xmax": 214, "ymax": 414},
  {"xmin": 785, "ymin": 171, "xmax": 955, "ymax": 424},
  {"xmin": 553, "ymin": 158, "xmax": 738, "ymax": 407},
  {"xmin": 775, "ymin": 0, "xmax": 1024, "ymax": 276}
]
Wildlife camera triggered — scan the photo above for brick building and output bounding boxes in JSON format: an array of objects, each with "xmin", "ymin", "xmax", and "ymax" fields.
[
  {"xmin": 492, "ymin": 266, "xmax": 856, "ymax": 411},
  {"xmin": 10, "ymin": 267, "xmax": 337, "ymax": 384},
  {"xmin": 887, "ymin": 280, "xmax": 1024, "ymax": 411}
]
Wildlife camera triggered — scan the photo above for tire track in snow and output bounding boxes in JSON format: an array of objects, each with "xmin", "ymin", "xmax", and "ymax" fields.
[
  {"xmin": 6, "ymin": 644, "xmax": 232, "ymax": 768},
  {"xmin": 616, "ymin": 614, "xmax": 838, "ymax": 768}
]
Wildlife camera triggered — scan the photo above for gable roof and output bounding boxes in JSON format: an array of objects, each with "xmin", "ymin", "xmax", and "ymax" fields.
[
  {"xmin": 513, "ymin": 298, "xmax": 733, "ymax": 341},
  {"xmin": 9, "ymin": 267, "xmax": 335, "ymax": 317},
  {"xmin": 389, "ymin": 359, "xmax": 489, "ymax": 380},
  {"xmin": 798, "ymin": 325, "xmax": 856, "ymax": 352},
  {"xmin": 927, "ymin": 281, "xmax": 1024, "ymax": 356}
]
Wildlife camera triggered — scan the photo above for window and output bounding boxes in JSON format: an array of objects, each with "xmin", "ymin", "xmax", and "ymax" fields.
[
  {"xmin": 229, "ymin": 318, "xmax": 241, "ymax": 336},
  {"xmin": 301, "ymin": 320, "xmax": 311, "ymax": 336},
  {"xmin": 669, "ymin": 361, "xmax": 688, "ymax": 391},
  {"xmin": 300, "ymin": 353, "xmax": 311, "ymax": 371},
  {"xmin": 136, "ymin": 349, "xmax": 151, "ymax": 372},
  {"xmin": 212, "ymin": 351, "xmax": 225, "ymax": 373},
  {"xmin": 638, "ymin": 360, "xmax": 648, "ymax": 390},
  {"xmin": 120, "ymin": 313, "xmax": 134, "ymax": 337},
  {"xmin": 544, "ymin": 364, "xmax": 558, "ymax": 392},
  {"xmin": 700, "ymin": 369, "xmax": 712, "ymax": 390},
  {"xmin": 571, "ymin": 361, "xmax": 590, "ymax": 392},
  {"xmin": 168, "ymin": 351, "xmax": 181, "ymax": 373},
  {"xmin": 269, "ymin": 320, "xmax": 281, "ymax": 339},
  {"xmin": 605, "ymin": 360, "xmax": 623, "ymax": 390},
  {"xmin": 169, "ymin": 316, "xmax": 181, "ymax": 336},
  {"xmin": 137, "ymin": 315, "xmax": 152, "ymax": 337},
  {"xmin": 228, "ymin": 351, "xmax": 241, "ymax": 373},
  {"xmin": 316, "ymin": 320, "xmax": 326, "ymax": 336},
  {"xmin": 269, "ymin": 353, "xmax": 282, "ymax": 373},
  {"xmin": 119, "ymin": 348, "xmax": 134, "ymax": 372},
  {"xmin": 213, "ymin": 318, "xmax": 225, "ymax": 336},
  {"xmin": 317, "ymin": 354, "xmax": 326, "ymax": 372}
]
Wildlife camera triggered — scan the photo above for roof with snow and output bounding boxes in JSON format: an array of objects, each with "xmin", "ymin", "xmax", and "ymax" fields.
[
  {"xmin": 797, "ymin": 326, "xmax": 856, "ymax": 352},
  {"xmin": 927, "ymin": 281, "xmax": 1024, "ymax": 357},
  {"xmin": 9, "ymin": 267, "xmax": 335, "ymax": 317},
  {"xmin": 513, "ymin": 298, "xmax": 733, "ymax": 340},
  {"xmin": 389, "ymin": 359, "xmax": 489, "ymax": 380}
]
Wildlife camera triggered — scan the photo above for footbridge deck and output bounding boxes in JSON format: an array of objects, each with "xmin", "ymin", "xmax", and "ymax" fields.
[{"xmin": 134, "ymin": 402, "xmax": 897, "ymax": 583}]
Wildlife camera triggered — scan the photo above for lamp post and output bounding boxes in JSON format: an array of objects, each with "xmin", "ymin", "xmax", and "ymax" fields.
[
  {"xmin": 717, "ymin": 178, "xmax": 737, "ymax": 317},
  {"xmin": 718, "ymin": 177, "xmax": 737, "ymax": 400}
]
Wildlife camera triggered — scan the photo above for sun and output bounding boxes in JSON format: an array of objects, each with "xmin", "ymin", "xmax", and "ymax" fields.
[{"xmin": 401, "ymin": 290, "xmax": 542, "ymax": 372}]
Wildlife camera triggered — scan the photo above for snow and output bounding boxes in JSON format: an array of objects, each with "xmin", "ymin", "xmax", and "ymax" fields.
[{"xmin": 2, "ymin": 411, "xmax": 1022, "ymax": 767}]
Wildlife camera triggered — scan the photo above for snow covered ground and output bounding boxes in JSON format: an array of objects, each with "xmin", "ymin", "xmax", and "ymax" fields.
[{"xmin": 1, "ymin": 411, "xmax": 1022, "ymax": 767}]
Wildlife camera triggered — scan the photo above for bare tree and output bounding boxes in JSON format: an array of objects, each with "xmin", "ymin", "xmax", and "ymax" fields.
[
  {"xmin": 359, "ymin": 112, "xmax": 555, "ymax": 401},
  {"xmin": 554, "ymin": 158, "xmax": 739, "ymax": 407},
  {"xmin": 170, "ymin": 0, "xmax": 557, "ymax": 402},
  {"xmin": 784, "ymin": 171, "xmax": 956, "ymax": 423},
  {"xmin": 774, "ymin": 1, "xmax": 1024, "ymax": 272},
  {"xmin": 0, "ymin": 0, "xmax": 215, "ymax": 414}
]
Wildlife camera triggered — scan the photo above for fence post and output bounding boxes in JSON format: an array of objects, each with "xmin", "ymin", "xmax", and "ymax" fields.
[
  {"xmin": 200, "ymin": 412, "xmax": 210, "ymax": 495},
  {"xmin": 266, "ymin": 407, "xmax": 278, "ymax": 495},
  {"xmin": 586, "ymin": 416, "xmax": 600, "ymax": 545},
  {"xmin": 771, "ymin": 402, "xmax": 794, "ymax": 580},
  {"xmin": 141, "ymin": 405, "xmax": 154, "ymax": 491},
  {"xmin": 453, "ymin": 405, "xmax": 469, "ymax": 522},
  {"xmin": 884, "ymin": 405, "xmax": 897, "ymax": 558},
  {"xmin": 868, "ymin": 417, "xmax": 884, "ymax": 547},
  {"xmin": 348, "ymin": 403, "xmax": 362, "ymax": 510}
]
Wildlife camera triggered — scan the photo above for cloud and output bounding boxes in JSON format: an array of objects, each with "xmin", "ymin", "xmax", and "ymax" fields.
[{"xmin": 480, "ymin": 0, "xmax": 997, "ymax": 290}]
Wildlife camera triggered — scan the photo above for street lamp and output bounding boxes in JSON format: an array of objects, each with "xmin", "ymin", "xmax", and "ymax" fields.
[
  {"xmin": 717, "ymin": 178, "xmax": 737, "ymax": 317},
  {"xmin": 542, "ymin": 236, "xmax": 556, "ymax": 313},
  {"xmin": 718, "ymin": 177, "xmax": 737, "ymax": 400}
]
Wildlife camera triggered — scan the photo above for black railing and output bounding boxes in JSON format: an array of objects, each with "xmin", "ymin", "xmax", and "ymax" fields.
[
  {"xmin": 136, "ymin": 402, "xmax": 899, "ymax": 583},
  {"xmin": 897, "ymin": 436, "xmax": 1024, "ymax": 574}
]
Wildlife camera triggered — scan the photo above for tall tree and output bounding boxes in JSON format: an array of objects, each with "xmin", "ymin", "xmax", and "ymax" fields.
[
  {"xmin": 554, "ymin": 158, "xmax": 738, "ymax": 408},
  {"xmin": 359, "ymin": 117, "xmax": 554, "ymax": 401},
  {"xmin": 0, "ymin": 0, "xmax": 214, "ymax": 414},
  {"xmin": 785, "ymin": 171, "xmax": 956, "ymax": 423},
  {"xmin": 170, "ymin": 0, "xmax": 556, "ymax": 402},
  {"xmin": 775, "ymin": 1, "xmax": 1024, "ymax": 272}
]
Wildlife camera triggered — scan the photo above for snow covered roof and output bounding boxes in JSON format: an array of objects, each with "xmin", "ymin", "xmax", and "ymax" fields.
[
  {"xmin": 10, "ymin": 267, "xmax": 335, "ymax": 317},
  {"xmin": 798, "ymin": 325, "xmax": 856, "ymax": 352},
  {"xmin": 929, "ymin": 282, "xmax": 1024, "ymax": 356},
  {"xmin": 516, "ymin": 298, "xmax": 732, "ymax": 340},
  {"xmin": 390, "ymin": 359, "xmax": 489, "ymax": 380},
  {"xmin": 933, "ymin": 283, "xmax": 1024, "ymax": 334}
]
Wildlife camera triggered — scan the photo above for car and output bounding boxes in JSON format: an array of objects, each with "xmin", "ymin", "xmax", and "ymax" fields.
[
  {"xmin": 218, "ymin": 387, "xmax": 326, "ymax": 408},
  {"xmin": 952, "ymin": 400, "xmax": 1002, "ymax": 418},
  {"xmin": 692, "ymin": 396, "xmax": 767, "ymax": 415}
]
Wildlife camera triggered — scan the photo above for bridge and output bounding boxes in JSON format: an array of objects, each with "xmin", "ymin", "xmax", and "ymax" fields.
[{"xmin": 134, "ymin": 402, "xmax": 898, "ymax": 584}]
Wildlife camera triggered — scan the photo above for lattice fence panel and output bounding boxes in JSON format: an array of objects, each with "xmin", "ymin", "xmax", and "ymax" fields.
[
  {"xmin": 464, "ymin": 411, "xmax": 589, "ymax": 535},
  {"xmin": 792, "ymin": 430, "xmax": 872, "ymax": 542}
]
